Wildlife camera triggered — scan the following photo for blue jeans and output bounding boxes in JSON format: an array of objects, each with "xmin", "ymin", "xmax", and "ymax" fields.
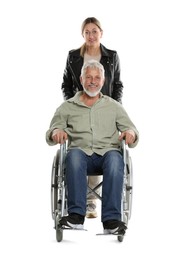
[{"xmin": 65, "ymin": 149, "xmax": 124, "ymax": 222}]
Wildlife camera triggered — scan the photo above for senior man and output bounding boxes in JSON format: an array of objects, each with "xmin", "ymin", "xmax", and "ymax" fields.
[{"xmin": 46, "ymin": 60, "xmax": 139, "ymax": 235}]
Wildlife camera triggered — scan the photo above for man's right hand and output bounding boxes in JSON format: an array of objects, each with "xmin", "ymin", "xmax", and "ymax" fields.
[{"xmin": 51, "ymin": 129, "xmax": 68, "ymax": 144}]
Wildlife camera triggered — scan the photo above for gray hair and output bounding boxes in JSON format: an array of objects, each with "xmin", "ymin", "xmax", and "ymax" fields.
[{"xmin": 81, "ymin": 60, "xmax": 105, "ymax": 78}]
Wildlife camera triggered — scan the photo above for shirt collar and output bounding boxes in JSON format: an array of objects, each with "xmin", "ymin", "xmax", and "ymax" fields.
[{"xmin": 68, "ymin": 91, "xmax": 104, "ymax": 105}]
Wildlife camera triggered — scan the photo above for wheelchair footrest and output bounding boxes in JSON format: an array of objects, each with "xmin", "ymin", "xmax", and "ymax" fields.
[
  {"xmin": 54, "ymin": 225, "xmax": 87, "ymax": 231},
  {"xmin": 61, "ymin": 227, "xmax": 88, "ymax": 231},
  {"xmin": 96, "ymin": 232, "xmax": 125, "ymax": 236}
]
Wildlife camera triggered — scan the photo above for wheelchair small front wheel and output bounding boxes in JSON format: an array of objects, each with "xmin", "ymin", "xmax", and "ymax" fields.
[
  {"xmin": 55, "ymin": 214, "xmax": 62, "ymax": 242},
  {"xmin": 117, "ymin": 235, "xmax": 124, "ymax": 242},
  {"xmin": 56, "ymin": 228, "xmax": 62, "ymax": 242}
]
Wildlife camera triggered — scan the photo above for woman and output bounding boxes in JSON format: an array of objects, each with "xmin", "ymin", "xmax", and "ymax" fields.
[{"xmin": 61, "ymin": 17, "xmax": 124, "ymax": 218}]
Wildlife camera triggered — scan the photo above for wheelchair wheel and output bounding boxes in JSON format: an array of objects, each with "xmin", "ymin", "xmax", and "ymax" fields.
[
  {"xmin": 126, "ymin": 150, "xmax": 133, "ymax": 220},
  {"xmin": 55, "ymin": 213, "xmax": 63, "ymax": 242},
  {"xmin": 118, "ymin": 235, "xmax": 124, "ymax": 242},
  {"xmin": 51, "ymin": 149, "xmax": 60, "ymax": 220}
]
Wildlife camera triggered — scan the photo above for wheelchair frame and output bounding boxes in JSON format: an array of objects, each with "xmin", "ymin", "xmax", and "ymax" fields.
[{"xmin": 51, "ymin": 141, "xmax": 133, "ymax": 242}]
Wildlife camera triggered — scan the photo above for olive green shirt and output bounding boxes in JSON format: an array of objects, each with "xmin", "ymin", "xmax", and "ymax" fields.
[{"xmin": 46, "ymin": 92, "xmax": 139, "ymax": 155}]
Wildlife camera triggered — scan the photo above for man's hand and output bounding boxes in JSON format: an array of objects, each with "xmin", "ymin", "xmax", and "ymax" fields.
[
  {"xmin": 119, "ymin": 130, "xmax": 136, "ymax": 144},
  {"xmin": 51, "ymin": 129, "xmax": 68, "ymax": 144}
]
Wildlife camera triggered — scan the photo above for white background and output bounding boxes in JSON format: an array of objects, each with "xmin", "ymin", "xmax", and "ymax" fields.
[{"xmin": 0, "ymin": 0, "xmax": 188, "ymax": 259}]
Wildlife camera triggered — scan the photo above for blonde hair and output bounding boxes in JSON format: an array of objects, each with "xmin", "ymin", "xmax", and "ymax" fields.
[
  {"xmin": 80, "ymin": 17, "xmax": 103, "ymax": 57},
  {"xmin": 81, "ymin": 17, "xmax": 102, "ymax": 35}
]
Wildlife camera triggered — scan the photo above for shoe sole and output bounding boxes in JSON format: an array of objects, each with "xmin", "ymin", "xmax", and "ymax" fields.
[
  {"xmin": 86, "ymin": 212, "xmax": 98, "ymax": 218},
  {"xmin": 59, "ymin": 219, "xmax": 84, "ymax": 229},
  {"xmin": 61, "ymin": 222, "xmax": 84, "ymax": 229},
  {"xmin": 104, "ymin": 227, "xmax": 126, "ymax": 235}
]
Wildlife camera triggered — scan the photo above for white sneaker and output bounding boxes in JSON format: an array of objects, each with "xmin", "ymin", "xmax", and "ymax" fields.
[{"xmin": 86, "ymin": 202, "xmax": 98, "ymax": 218}]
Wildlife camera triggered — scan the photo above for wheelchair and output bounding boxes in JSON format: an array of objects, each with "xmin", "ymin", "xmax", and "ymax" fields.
[{"xmin": 51, "ymin": 141, "xmax": 133, "ymax": 243}]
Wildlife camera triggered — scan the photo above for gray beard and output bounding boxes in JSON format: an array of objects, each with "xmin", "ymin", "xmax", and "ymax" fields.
[{"xmin": 83, "ymin": 86, "xmax": 102, "ymax": 97}]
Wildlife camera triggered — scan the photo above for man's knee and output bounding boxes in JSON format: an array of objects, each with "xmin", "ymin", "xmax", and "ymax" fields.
[
  {"xmin": 105, "ymin": 150, "xmax": 123, "ymax": 163},
  {"xmin": 103, "ymin": 151, "xmax": 124, "ymax": 173},
  {"xmin": 66, "ymin": 149, "xmax": 86, "ymax": 169}
]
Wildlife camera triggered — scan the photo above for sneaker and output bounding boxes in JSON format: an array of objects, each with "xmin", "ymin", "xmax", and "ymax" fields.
[
  {"xmin": 86, "ymin": 202, "xmax": 98, "ymax": 218},
  {"xmin": 58, "ymin": 213, "xmax": 85, "ymax": 229},
  {"xmin": 103, "ymin": 220, "xmax": 127, "ymax": 235}
]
